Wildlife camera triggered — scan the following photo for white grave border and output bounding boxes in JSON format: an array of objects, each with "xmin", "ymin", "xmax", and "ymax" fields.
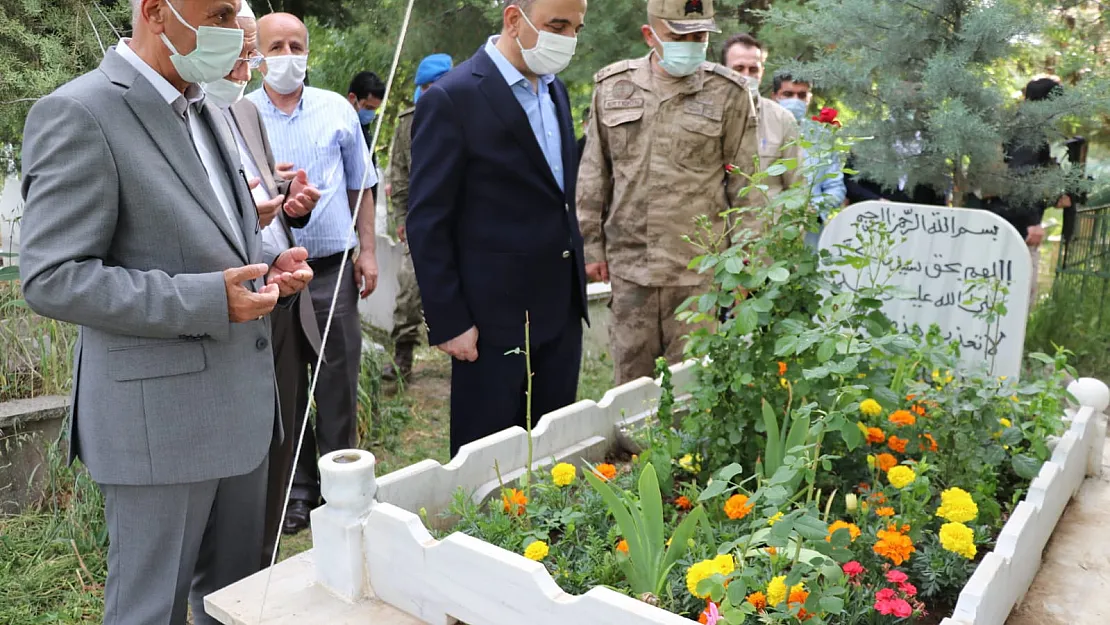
[{"xmin": 206, "ymin": 363, "xmax": 1108, "ymax": 625}]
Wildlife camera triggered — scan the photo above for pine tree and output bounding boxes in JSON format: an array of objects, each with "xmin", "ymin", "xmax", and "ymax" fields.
[{"xmin": 767, "ymin": 0, "xmax": 1109, "ymax": 206}]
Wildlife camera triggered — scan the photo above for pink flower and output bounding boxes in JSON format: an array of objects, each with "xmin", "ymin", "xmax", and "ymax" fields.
[
  {"xmin": 892, "ymin": 598, "xmax": 913, "ymax": 618},
  {"xmin": 704, "ymin": 601, "xmax": 721, "ymax": 625},
  {"xmin": 875, "ymin": 588, "xmax": 896, "ymax": 602},
  {"xmin": 885, "ymin": 570, "xmax": 908, "ymax": 584},
  {"xmin": 843, "ymin": 561, "xmax": 865, "ymax": 578},
  {"xmin": 899, "ymin": 582, "xmax": 918, "ymax": 597}
]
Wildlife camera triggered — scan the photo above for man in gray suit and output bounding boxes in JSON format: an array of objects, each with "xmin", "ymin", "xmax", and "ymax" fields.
[
  {"xmin": 203, "ymin": 0, "xmax": 325, "ymax": 569},
  {"xmin": 18, "ymin": 1, "xmax": 313, "ymax": 623}
]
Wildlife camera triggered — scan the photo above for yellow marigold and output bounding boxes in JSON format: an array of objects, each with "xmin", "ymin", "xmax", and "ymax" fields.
[
  {"xmin": 747, "ymin": 591, "xmax": 768, "ymax": 611},
  {"xmin": 766, "ymin": 576, "xmax": 788, "ymax": 606},
  {"xmin": 712, "ymin": 554, "xmax": 735, "ymax": 576},
  {"xmin": 876, "ymin": 506, "xmax": 896, "ymax": 517},
  {"xmin": 888, "ymin": 410, "xmax": 916, "ymax": 427},
  {"xmin": 780, "ymin": 377, "xmax": 790, "ymax": 389},
  {"xmin": 860, "ymin": 398, "xmax": 883, "ymax": 417},
  {"xmin": 594, "ymin": 463, "xmax": 617, "ymax": 481},
  {"xmin": 678, "ymin": 454, "xmax": 702, "ymax": 474},
  {"xmin": 724, "ymin": 494, "xmax": 754, "ymax": 520},
  {"xmin": 939, "ymin": 522, "xmax": 977, "ymax": 559},
  {"xmin": 856, "ymin": 421, "xmax": 870, "ymax": 437},
  {"xmin": 827, "ymin": 520, "xmax": 861, "ymax": 543},
  {"xmin": 887, "ymin": 466, "xmax": 916, "ymax": 489},
  {"xmin": 867, "ymin": 454, "xmax": 876, "ymax": 469},
  {"xmin": 999, "ymin": 418, "xmax": 1012, "ymax": 429},
  {"xmin": 867, "ymin": 427, "xmax": 887, "ymax": 444},
  {"xmin": 686, "ymin": 559, "xmax": 723, "ymax": 598},
  {"xmin": 616, "ymin": 539, "xmax": 629, "ymax": 554},
  {"xmin": 501, "ymin": 488, "xmax": 528, "ymax": 516},
  {"xmin": 524, "ymin": 540, "xmax": 549, "ymax": 561},
  {"xmin": 876, "ymin": 453, "xmax": 898, "ymax": 472},
  {"xmin": 873, "ymin": 524, "xmax": 916, "ymax": 565},
  {"xmin": 936, "ymin": 487, "xmax": 979, "ymax": 523},
  {"xmin": 551, "ymin": 463, "xmax": 577, "ymax": 487},
  {"xmin": 768, "ymin": 511, "xmax": 785, "ymax": 526}
]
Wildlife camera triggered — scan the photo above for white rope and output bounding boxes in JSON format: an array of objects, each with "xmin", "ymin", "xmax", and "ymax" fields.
[
  {"xmin": 84, "ymin": 5, "xmax": 106, "ymax": 55},
  {"xmin": 92, "ymin": 2, "xmax": 123, "ymax": 40},
  {"xmin": 255, "ymin": 0, "xmax": 417, "ymax": 620}
]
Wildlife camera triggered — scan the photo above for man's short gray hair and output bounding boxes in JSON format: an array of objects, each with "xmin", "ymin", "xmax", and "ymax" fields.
[{"xmin": 504, "ymin": 0, "xmax": 538, "ymax": 15}]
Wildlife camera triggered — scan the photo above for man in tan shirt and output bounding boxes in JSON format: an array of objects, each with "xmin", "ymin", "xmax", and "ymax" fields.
[
  {"xmin": 721, "ymin": 32, "xmax": 802, "ymax": 203},
  {"xmin": 577, "ymin": 0, "xmax": 758, "ymax": 385}
]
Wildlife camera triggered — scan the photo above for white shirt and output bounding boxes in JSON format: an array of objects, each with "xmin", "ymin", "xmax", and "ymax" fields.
[
  {"xmin": 116, "ymin": 40, "xmax": 245, "ymax": 252},
  {"xmin": 227, "ymin": 119, "xmax": 291, "ymax": 251}
]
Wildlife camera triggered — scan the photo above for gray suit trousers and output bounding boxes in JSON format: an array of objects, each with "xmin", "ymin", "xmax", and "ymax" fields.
[{"xmin": 100, "ymin": 457, "xmax": 268, "ymax": 625}]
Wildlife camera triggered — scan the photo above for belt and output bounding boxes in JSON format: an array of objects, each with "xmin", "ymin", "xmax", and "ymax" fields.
[{"xmin": 307, "ymin": 250, "xmax": 355, "ymax": 272}]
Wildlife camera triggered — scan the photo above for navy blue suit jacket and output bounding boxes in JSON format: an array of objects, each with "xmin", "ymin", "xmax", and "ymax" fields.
[{"xmin": 407, "ymin": 46, "xmax": 588, "ymax": 348}]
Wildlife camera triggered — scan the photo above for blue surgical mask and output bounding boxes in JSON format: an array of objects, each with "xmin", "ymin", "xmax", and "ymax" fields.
[
  {"xmin": 650, "ymin": 27, "xmax": 707, "ymax": 78},
  {"xmin": 413, "ymin": 86, "xmax": 423, "ymax": 103},
  {"xmin": 778, "ymin": 97, "xmax": 808, "ymax": 122},
  {"xmin": 358, "ymin": 109, "xmax": 376, "ymax": 125}
]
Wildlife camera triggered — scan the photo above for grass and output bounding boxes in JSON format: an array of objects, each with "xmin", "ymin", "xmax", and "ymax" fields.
[{"xmin": 0, "ymin": 278, "xmax": 77, "ymax": 402}]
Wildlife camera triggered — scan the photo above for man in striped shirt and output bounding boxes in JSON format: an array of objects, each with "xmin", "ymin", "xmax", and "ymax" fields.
[{"xmin": 247, "ymin": 12, "xmax": 378, "ymax": 534}]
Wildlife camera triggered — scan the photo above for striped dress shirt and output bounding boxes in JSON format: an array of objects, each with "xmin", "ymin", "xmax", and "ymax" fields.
[{"xmin": 247, "ymin": 86, "xmax": 377, "ymax": 259}]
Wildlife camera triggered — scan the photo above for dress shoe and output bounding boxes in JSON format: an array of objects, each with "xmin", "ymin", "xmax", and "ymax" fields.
[{"xmin": 282, "ymin": 500, "xmax": 312, "ymax": 535}]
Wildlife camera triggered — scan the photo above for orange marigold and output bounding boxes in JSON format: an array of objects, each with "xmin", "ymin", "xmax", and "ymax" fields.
[
  {"xmin": 921, "ymin": 433, "xmax": 939, "ymax": 452},
  {"xmin": 873, "ymin": 524, "xmax": 916, "ymax": 565},
  {"xmin": 789, "ymin": 587, "xmax": 813, "ymax": 621},
  {"xmin": 866, "ymin": 427, "xmax": 886, "ymax": 444},
  {"xmin": 594, "ymin": 463, "xmax": 617, "ymax": 481},
  {"xmin": 724, "ymin": 494, "xmax": 754, "ymax": 520},
  {"xmin": 911, "ymin": 404, "xmax": 926, "ymax": 417},
  {"xmin": 876, "ymin": 453, "xmax": 898, "ymax": 472},
  {"xmin": 827, "ymin": 520, "xmax": 861, "ymax": 542},
  {"xmin": 616, "ymin": 539, "xmax": 629, "ymax": 554},
  {"xmin": 747, "ymin": 591, "xmax": 768, "ymax": 611},
  {"xmin": 888, "ymin": 435, "xmax": 908, "ymax": 453},
  {"xmin": 869, "ymin": 491, "xmax": 887, "ymax": 504},
  {"xmin": 778, "ymin": 361, "xmax": 788, "ymax": 376},
  {"xmin": 765, "ymin": 546, "xmax": 778, "ymax": 556},
  {"xmin": 876, "ymin": 506, "xmax": 896, "ymax": 517},
  {"xmin": 675, "ymin": 496, "xmax": 693, "ymax": 511},
  {"xmin": 501, "ymin": 488, "xmax": 528, "ymax": 516},
  {"xmin": 889, "ymin": 410, "xmax": 916, "ymax": 427}
]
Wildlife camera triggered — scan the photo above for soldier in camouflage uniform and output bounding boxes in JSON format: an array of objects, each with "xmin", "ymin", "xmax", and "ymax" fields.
[
  {"xmin": 577, "ymin": 0, "xmax": 759, "ymax": 385},
  {"xmin": 384, "ymin": 53, "xmax": 453, "ymax": 381}
]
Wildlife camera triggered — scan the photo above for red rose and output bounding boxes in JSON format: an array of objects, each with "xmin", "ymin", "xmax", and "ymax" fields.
[
  {"xmin": 725, "ymin": 163, "xmax": 738, "ymax": 174},
  {"xmin": 812, "ymin": 107, "xmax": 842, "ymax": 127}
]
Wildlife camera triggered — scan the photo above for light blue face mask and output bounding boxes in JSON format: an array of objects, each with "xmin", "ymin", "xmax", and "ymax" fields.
[
  {"xmin": 358, "ymin": 109, "xmax": 376, "ymax": 125},
  {"xmin": 778, "ymin": 97, "xmax": 808, "ymax": 122},
  {"xmin": 159, "ymin": 0, "xmax": 244, "ymax": 85},
  {"xmin": 650, "ymin": 27, "xmax": 707, "ymax": 78}
]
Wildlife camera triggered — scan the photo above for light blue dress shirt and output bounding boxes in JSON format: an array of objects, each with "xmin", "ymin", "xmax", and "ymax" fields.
[
  {"xmin": 484, "ymin": 36, "xmax": 565, "ymax": 191},
  {"xmin": 247, "ymin": 86, "xmax": 377, "ymax": 259}
]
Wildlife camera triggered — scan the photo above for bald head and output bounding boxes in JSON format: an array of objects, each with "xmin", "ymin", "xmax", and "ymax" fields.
[{"xmin": 257, "ymin": 12, "xmax": 309, "ymax": 57}]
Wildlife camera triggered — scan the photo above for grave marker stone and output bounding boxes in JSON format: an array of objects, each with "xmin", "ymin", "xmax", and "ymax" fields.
[{"xmin": 818, "ymin": 201, "xmax": 1031, "ymax": 379}]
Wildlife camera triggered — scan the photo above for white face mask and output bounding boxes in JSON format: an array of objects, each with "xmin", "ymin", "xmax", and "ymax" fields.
[
  {"xmin": 264, "ymin": 55, "xmax": 308, "ymax": 94},
  {"xmin": 516, "ymin": 10, "xmax": 577, "ymax": 76},
  {"xmin": 159, "ymin": 0, "xmax": 244, "ymax": 85},
  {"xmin": 203, "ymin": 78, "xmax": 247, "ymax": 108}
]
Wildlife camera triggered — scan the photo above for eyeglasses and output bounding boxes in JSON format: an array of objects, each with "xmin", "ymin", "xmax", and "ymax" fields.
[{"xmin": 237, "ymin": 53, "xmax": 265, "ymax": 70}]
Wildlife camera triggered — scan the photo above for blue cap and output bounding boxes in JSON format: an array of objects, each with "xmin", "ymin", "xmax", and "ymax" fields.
[{"xmin": 415, "ymin": 54, "xmax": 453, "ymax": 87}]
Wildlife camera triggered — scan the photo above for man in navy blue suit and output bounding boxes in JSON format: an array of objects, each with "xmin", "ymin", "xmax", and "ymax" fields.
[{"xmin": 407, "ymin": 0, "xmax": 590, "ymax": 456}]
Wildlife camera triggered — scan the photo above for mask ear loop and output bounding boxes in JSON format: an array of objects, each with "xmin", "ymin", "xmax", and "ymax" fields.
[{"xmin": 254, "ymin": 0, "xmax": 418, "ymax": 620}]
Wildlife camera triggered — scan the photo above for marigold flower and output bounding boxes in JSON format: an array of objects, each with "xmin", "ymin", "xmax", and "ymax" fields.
[
  {"xmin": 939, "ymin": 522, "xmax": 977, "ymax": 559},
  {"xmin": 779, "ymin": 377, "xmax": 790, "ymax": 389},
  {"xmin": 867, "ymin": 427, "xmax": 886, "ymax": 444},
  {"xmin": 778, "ymin": 361, "xmax": 787, "ymax": 376},
  {"xmin": 869, "ymin": 491, "xmax": 887, "ymax": 504},
  {"xmin": 860, "ymin": 398, "xmax": 882, "ymax": 417},
  {"xmin": 724, "ymin": 494, "xmax": 754, "ymax": 520},
  {"xmin": 887, "ymin": 465, "xmax": 916, "ymax": 489},
  {"xmin": 712, "ymin": 554, "xmax": 735, "ymax": 576},
  {"xmin": 876, "ymin": 453, "xmax": 898, "ymax": 472},
  {"xmin": 920, "ymin": 433, "xmax": 939, "ymax": 452},
  {"xmin": 766, "ymin": 576, "xmax": 788, "ymax": 606},
  {"xmin": 889, "ymin": 410, "xmax": 916, "ymax": 427},
  {"xmin": 876, "ymin": 506, "xmax": 895, "ymax": 517},
  {"xmin": 768, "ymin": 511, "xmax": 784, "ymax": 525},
  {"xmin": 874, "ymin": 524, "xmax": 916, "ymax": 565},
  {"xmin": 523, "ymin": 540, "xmax": 549, "ymax": 561},
  {"xmin": 910, "ymin": 403, "xmax": 926, "ymax": 417},
  {"xmin": 827, "ymin": 520, "xmax": 861, "ymax": 543},
  {"xmin": 675, "ymin": 495, "xmax": 693, "ymax": 510},
  {"xmin": 594, "ymin": 463, "xmax": 617, "ymax": 481},
  {"xmin": 678, "ymin": 454, "xmax": 701, "ymax": 473},
  {"xmin": 936, "ymin": 487, "xmax": 978, "ymax": 523},
  {"xmin": 842, "ymin": 561, "xmax": 865, "ymax": 577},
  {"xmin": 685, "ymin": 555, "xmax": 734, "ymax": 598},
  {"xmin": 747, "ymin": 591, "xmax": 768, "ymax": 611},
  {"xmin": 501, "ymin": 488, "xmax": 528, "ymax": 516},
  {"xmin": 999, "ymin": 418, "xmax": 1012, "ymax": 429},
  {"xmin": 765, "ymin": 546, "xmax": 778, "ymax": 556},
  {"xmin": 551, "ymin": 463, "xmax": 577, "ymax": 487},
  {"xmin": 867, "ymin": 454, "xmax": 876, "ymax": 469},
  {"xmin": 888, "ymin": 435, "xmax": 908, "ymax": 453},
  {"xmin": 616, "ymin": 539, "xmax": 629, "ymax": 554}
]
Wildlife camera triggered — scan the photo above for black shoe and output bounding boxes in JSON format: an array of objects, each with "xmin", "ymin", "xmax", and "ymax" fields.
[{"xmin": 282, "ymin": 500, "xmax": 312, "ymax": 535}]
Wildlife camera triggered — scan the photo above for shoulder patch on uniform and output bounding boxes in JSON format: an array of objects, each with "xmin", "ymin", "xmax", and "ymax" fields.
[
  {"xmin": 595, "ymin": 60, "xmax": 633, "ymax": 83},
  {"xmin": 708, "ymin": 63, "xmax": 750, "ymax": 90}
]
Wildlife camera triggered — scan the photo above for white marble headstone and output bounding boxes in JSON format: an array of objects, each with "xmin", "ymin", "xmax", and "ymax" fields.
[{"xmin": 818, "ymin": 201, "xmax": 1031, "ymax": 379}]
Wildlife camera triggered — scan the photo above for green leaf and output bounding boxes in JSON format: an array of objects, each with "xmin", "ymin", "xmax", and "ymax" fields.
[
  {"xmin": 819, "ymin": 596, "xmax": 845, "ymax": 613},
  {"xmin": 1011, "ymin": 454, "xmax": 1043, "ymax": 480},
  {"xmin": 1000, "ymin": 427, "xmax": 1023, "ymax": 446},
  {"xmin": 717, "ymin": 463, "xmax": 745, "ymax": 483},
  {"xmin": 750, "ymin": 297, "xmax": 774, "ymax": 313},
  {"xmin": 768, "ymin": 266, "xmax": 790, "ymax": 283},
  {"xmin": 762, "ymin": 400, "xmax": 783, "ymax": 474},
  {"xmin": 726, "ymin": 576, "xmax": 750, "ymax": 606},
  {"xmin": 637, "ymin": 464, "xmax": 666, "ymax": 574},
  {"xmin": 698, "ymin": 478, "xmax": 730, "ymax": 502},
  {"xmin": 725, "ymin": 257, "xmax": 746, "ymax": 274},
  {"xmin": 817, "ymin": 339, "xmax": 836, "ymax": 363},
  {"xmin": 660, "ymin": 506, "xmax": 707, "ymax": 594},
  {"xmin": 735, "ymin": 304, "xmax": 758, "ymax": 335},
  {"xmin": 840, "ymin": 418, "xmax": 863, "ymax": 450},
  {"xmin": 766, "ymin": 163, "xmax": 789, "ymax": 176},
  {"xmin": 583, "ymin": 469, "xmax": 651, "ymax": 594},
  {"xmin": 829, "ymin": 528, "xmax": 853, "ymax": 548}
]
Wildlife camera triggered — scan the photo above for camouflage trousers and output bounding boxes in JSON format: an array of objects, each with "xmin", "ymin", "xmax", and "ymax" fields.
[
  {"xmin": 608, "ymin": 274, "xmax": 713, "ymax": 386},
  {"xmin": 393, "ymin": 247, "xmax": 424, "ymax": 346}
]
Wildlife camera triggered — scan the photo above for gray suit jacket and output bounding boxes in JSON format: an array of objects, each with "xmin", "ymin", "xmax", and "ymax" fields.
[
  {"xmin": 226, "ymin": 99, "xmax": 323, "ymax": 358},
  {"xmin": 19, "ymin": 48, "xmax": 281, "ymax": 486}
]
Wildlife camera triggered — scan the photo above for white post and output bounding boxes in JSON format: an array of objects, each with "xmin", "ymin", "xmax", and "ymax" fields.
[
  {"xmin": 1067, "ymin": 378, "xmax": 1109, "ymax": 477},
  {"xmin": 311, "ymin": 449, "xmax": 378, "ymax": 601}
]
